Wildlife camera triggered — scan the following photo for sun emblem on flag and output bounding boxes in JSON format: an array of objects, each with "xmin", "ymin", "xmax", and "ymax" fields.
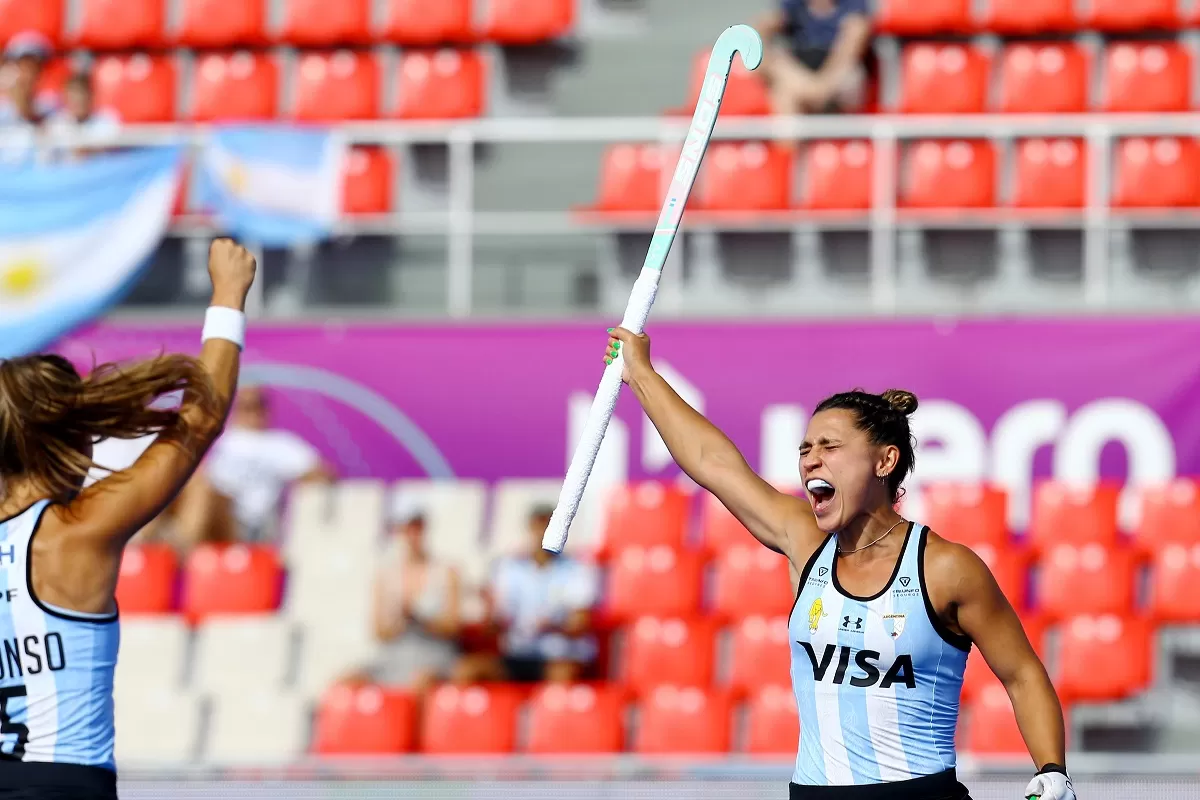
[
  {"xmin": 0, "ymin": 257, "xmax": 45, "ymax": 299},
  {"xmin": 225, "ymin": 161, "xmax": 249, "ymax": 197}
]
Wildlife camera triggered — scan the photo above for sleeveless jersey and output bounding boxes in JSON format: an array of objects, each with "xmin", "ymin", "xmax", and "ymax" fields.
[
  {"xmin": 788, "ymin": 523, "xmax": 969, "ymax": 786},
  {"xmin": 0, "ymin": 501, "xmax": 118, "ymax": 770}
]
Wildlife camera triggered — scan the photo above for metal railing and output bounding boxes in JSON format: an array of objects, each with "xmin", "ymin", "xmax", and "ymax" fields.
[{"xmin": 6, "ymin": 113, "xmax": 1200, "ymax": 317}]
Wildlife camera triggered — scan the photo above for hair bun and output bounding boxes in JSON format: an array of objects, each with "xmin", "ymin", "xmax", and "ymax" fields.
[{"xmin": 881, "ymin": 389, "xmax": 919, "ymax": 416}]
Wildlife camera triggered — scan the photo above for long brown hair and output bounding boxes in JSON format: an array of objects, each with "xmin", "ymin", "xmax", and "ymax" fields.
[{"xmin": 0, "ymin": 353, "xmax": 217, "ymax": 502}]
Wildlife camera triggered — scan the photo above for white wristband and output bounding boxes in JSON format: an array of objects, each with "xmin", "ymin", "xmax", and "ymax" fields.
[{"xmin": 201, "ymin": 306, "xmax": 246, "ymax": 349}]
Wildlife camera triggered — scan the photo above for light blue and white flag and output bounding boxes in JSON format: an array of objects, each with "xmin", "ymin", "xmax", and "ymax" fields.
[
  {"xmin": 0, "ymin": 146, "xmax": 182, "ymax": 359},
  {"xmin": 198, "ymin": 126, "xmax": 345, "ymax": 248}
]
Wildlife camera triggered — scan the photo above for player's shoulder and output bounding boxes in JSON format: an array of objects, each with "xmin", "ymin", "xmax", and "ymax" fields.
[{"xmin": 920, "ymin": 528, "xmax": 991, "ymax": 586}]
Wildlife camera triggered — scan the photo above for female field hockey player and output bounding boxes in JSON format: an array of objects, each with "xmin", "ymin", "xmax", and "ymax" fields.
[
  {"xmin": 0, "ymin": 238, "xmax": 255, "ymax": 799},
  {"xmin": 603, "ymin": 327, "xmax": 1075, "ymax": 800}
]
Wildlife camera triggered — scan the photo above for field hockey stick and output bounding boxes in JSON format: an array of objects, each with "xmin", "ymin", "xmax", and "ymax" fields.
[{"xmin": 542, "ymin": 24, "xmax": 764, "ymax": 554}]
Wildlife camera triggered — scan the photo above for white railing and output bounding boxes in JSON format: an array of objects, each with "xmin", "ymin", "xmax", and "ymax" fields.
[{"xmin": 7, "ymin": 113, "xmax": 1200, "ymax": 317}]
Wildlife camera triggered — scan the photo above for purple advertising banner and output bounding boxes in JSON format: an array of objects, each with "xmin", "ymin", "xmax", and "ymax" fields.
[{"xmin": 57, "ymin": 320, "xmax": 1200, "ymax": 528}]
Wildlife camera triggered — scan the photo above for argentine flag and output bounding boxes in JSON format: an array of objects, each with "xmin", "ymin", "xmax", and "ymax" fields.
[
  {"xmin": 198, "ymin": 126, "xmax": 345, "ymax": 248},
  {"xmin": 0, "ymin": 146, "xmax": 182, "ymax": 360}
]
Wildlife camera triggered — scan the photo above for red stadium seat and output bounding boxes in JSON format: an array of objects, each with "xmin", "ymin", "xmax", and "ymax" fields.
[
  {"xmin": 313, "ymin": 683, "xmax": 417, "ymax": 754},
  {"xmin": 712, "ymin": 546, "xmax": 794, "ymax": 619},
  {"xmin": 971, "ymin": 543, "xmax": 1028, "ymax": 610},
  {"xmin": 420, "ymin": 684, "xmax": 522, "ymax": 753},
  {"xmin": 728, "ymin": 615, "xmax": 791, "ymax": 696},
  {"xmin": 1148, "ymin": 544, "xmax": 1200, "ymax": 623},
  {"xmin": 899, "ymin": 44, "xmax": 990, "ymax": 115},
  {"xmin": 633, "ymin": 685, "xmax": 734, "ymax": 754},
  {"xmin": 394, "ymin": 49, "xmax": 486, "ymax": 119},
  {"xmin": 181, "ymin": 543, "xmax": 283, "ymax": 622},
  {"xmin": 598, "ymin": 482, "xmax": 690, "ymax": 558},
  {"xmin": 381, "ymin": 0, "xmax": 473, "ymax": 44},
  {"xmin": 1037, "ymin": 544, "xmax": 1136, "ymax": 619},
  {"xmin": 695, "ymin": 142, "xmax": 792, "ymax": 211},
  {"xmin": 606, "ymin": 546, "xmax": 704, "ymax": 621},
  {"xmin": 526, "ymin": 683, "xmax": 626, "ymax": 754},
  {"xmin": 984, "ymin": 0, "xmax": 1074, "ymax": 33},
  {"xmin": 589, "ymin": 144, "xmax": 672, "ymax": 213},
  {"xmin": 75, "ymin": 0, "xmax": 163, "ymax": 49},
  {"xmin": 877, "ymin": 0, "xmax": 970, "ymax": 33},
  {"xmin": 962, "ymin": 684, "xmax": 1029, "ymax": 755},
  {"xmin": 342, "ymin": 146, "xmax": 395, "ymax": 215},
  {"xmin": 115, "ymin": 544, "xmax": 178, "ymax": 614},
  {"xmin": 1056, "ymin": 614, "xmax": 1152, "ymax": 702},
  {"xmin": 0, "ymin": 0, "xmax": 64, "ymax": 46},
  {"xmin": 802, "ymin": 140, "xmax": 873, "ymax": 210},
  {"xmin": 1012, "ymin": 139, "xmax": 1086, "ymax": 209},
  {"xmin": 1103, "ymin": 42, "xmax": 1191, "ymax": 113},
  {"xmin": 622, "ymin": 616, "xmax": 717, "ymax": 694},
  {"xmin": 176, "ymin": 0, "xmax": 266, "ymax": 47},
  {"xmin": 190, "ymin": 52, "xmax": 278, "ymax": 121},
  {"xmin": 745, "ymin": 684, "xmax": 799, "ymax": 754},
  {"xmin": 1028, "ymin": 481, "xmax": 1120, "ymax": 553},
  {"xmin": 293, "ymin": 51, "xmax": 380, "ymax": 121},
  {"xmin": 677, "ymin": 49, "xmax": 771, "ymax": 117},
  {"xmin": 901, "ymin": 140, "xmax": 996, "ymax": 209},
  {"xmin": 922, "ymin": 483, "xmax": 1009, "ymax": 549},
  {"xmin": 1112, "ymin": 138, "xmax": 1200, "ymax": 208},
  {"xmin": 279, "ymin": 0, "xmax": 369, "ymax": 46},
  {"xmin": 1135, "ymin": 479, "xmax": 1200, "ymax": 553},
  {"xmin": 701, "ymin": 492, "xmax": 752, "ymax": 554},
  {"xmin": 998, "ymin": 44, "xmax": 1089, "ymax": 114},
  {"xmin": 481, "ymin": 0, "xmax": 574, "ymax": 43},
  {"xmin": 1088, "ymin": 0, "xmax": 1179, "ymax": 30},
  {"xmin": 92, "ymin": 55, "xmax": 176, "ymax": 123}
]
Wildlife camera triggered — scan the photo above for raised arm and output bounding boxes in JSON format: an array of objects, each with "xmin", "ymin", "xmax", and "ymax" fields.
[
  {"xmin": 60, "ymin": 239, "xmax": 257, "ymax": 550},
  {"xmin": 608, "ymin": 328, "xmax": 819, "ymax": 561}
]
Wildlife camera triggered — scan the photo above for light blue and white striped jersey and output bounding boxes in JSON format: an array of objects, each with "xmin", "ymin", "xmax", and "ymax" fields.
[
  {"xmin": 0, "ymin": 501, "xmax": 118, "ymax": 771},
  {"xmin": 788, "ymin": 523, "xmax": 969, "ymax": 786}
]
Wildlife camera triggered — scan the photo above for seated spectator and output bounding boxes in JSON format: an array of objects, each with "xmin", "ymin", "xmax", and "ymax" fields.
[
  {"xmin": 756, "ymin": 0, "xmax": 871, "ymax": 115},
  {"xmin": 471, "ymin": 506, "xmax": 600, "ymax": 683},
  {"xmin": 45, "ymin": 71, "xmax": 120, "ymax": 160},
  {"xmin": 358, "ymin": 496, "xmax": 463, "ymax": 692},
  {"xmin": 0, "ymin": 32, "xmax": 58, "ymax": 164}
]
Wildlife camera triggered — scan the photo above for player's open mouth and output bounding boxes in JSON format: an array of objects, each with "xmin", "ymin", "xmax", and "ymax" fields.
[{"xmin": 806, "ymin": 478, "xmax": 836, "ymax": 514}]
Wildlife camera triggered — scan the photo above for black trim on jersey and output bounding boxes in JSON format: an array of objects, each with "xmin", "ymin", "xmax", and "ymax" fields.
[
  {"xmin": 918, "ymin": 527, "xmax": 972, "ymax": 653},
  {"xmin": 787, "ymin": 534, "xmax": 833, "ymax": 624},
  {"xmin": 0, "ymin": 503, "xmax": 40, "ymax": 527},
  {"xmin": 790, "ymin": 767, "xmax": 969, "ymax": 799},
  {"xmin": 831, "ymin": 521, "xmax": 914, "ymax": 602},
  {"xmin": 25, "ymin": 504, "xmax": 119, "ymax": 625}
]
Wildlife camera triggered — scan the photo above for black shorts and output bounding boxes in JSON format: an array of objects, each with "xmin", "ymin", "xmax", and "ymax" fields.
[
  {"xmin": 0, "ymin": 760, "xmax": 118, "ymax": 800},
  {"xmin": 790, "ymin": 768, "xmax": 970, "ymax": 800},
  {"xmin": 502, "ymin": 655, "xmax": 548, "ymax": 683}
]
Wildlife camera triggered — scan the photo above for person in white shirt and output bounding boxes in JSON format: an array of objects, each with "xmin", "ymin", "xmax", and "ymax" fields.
[
  {"xmin": 471, "ymin": 506, "xmax": 600, "ymax": 683},
  {"xmin": 0, "ymin": 31, "xmax": 59, "ymax": 166},
  {"xmin": 44, "ymin": 72, "xmax": 121, "ymax": 162},
  {"xmin": 201, "ymin": 385, "xmax": 333, "ymax": 542}
]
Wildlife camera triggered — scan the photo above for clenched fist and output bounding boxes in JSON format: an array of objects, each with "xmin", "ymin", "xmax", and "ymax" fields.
[{"xmin": 207, "ymin": 238, "xmax": 257, "ymax": 310}]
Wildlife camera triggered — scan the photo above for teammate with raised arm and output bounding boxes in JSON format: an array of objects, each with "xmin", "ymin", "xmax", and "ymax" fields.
[
  {"xmin": 0, "ymin": 239, "xmax": 256, "ymax": 799},
  {"xmin": 604, "ymin": 327, "xmax": 1075, "ymax": 800}
]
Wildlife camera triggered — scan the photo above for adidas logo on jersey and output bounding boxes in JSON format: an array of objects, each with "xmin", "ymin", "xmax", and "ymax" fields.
[{"xmin": 798, "ymin": 642, "xmax": 916, "ymax": 689}]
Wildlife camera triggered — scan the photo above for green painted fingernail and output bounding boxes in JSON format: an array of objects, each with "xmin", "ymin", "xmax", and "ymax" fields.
[
  {"xmin": 607, "ymin": 328, "xmax": 613, "ymax": 332},
  {"xmin": 605, "ymin": 357, "xmax": 613, "ymax": 365},
  {"xmin": 613, "ymin": 341, "xmax": 621, "ymax": 349}
]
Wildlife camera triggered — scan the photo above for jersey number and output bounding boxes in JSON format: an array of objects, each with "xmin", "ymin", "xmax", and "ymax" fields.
[{"xmin": 0, "ymin": 686, "xmax": 29, "ymax": 760}]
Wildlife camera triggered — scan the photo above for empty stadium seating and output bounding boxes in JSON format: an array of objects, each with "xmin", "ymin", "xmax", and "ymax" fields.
[
  {"xmin": 675, "ymin": 49, "xmax": 771, "ymax": 117},
  {"xmin": 189, "ymin": 52, "xmax": 279, "ymax": 121},
  {"xmin": 744, "ymin": 684, "xmax": 799, "ymax": 754},
  {"xmin": 877, "ymin": 0, "xmax": 971, "ymax": 34},
  {"xmin": 695, "ymin": 143, "xmax": 792, "ymax": 212},
  {"xmin": 92, "ymin": 55, "xmax": 176, "ymax": 123},
  {"xmin": 598, "ymin": 483, "xmax": 690, "ymax": 557},
  {"xmin": 727, "ymin": 615, "xmax": 792, "ymax": 696},
  {"xmin": 342, "ymin": 146, "xmax": 396, "ymax": 215},
  {"xmin": 175, "ymin": 0, "xmax": 266, "ymax": 47},
  {"xmin": 481, "ymin": 0, "xmax": 575, "ymax": 44},
  {"xmin": 182, "ymin": 543, "xmax": 283, "ymax": 622},
  {"xmin": 961, "ymin": 684, "xmax": 1030, "ymax": 755},
  {"xmin": 1112, "ymin": 138, "xmax": 1200, "ymax": 208},
  {"xmin": 589, "ymin": 144, "xmax": 672, "ymax": 214},
  {"xmin": 901, "ymin": 140, "xmax": 997, "ymax": 209},
  {"xmin": 1103, "ymin": 43, "xmax": 1191, "ymax": 113},
  {"xmin": 922, "ymin": 484, "xmax": 1009, "ymax": 549},
  {"xmin": 75, "ymin": 0, "xmax": 163, "ymax": 50},
  {"xmin": 0, "ymin": 0, "xmax": 62, "ymax": 45},
  {"xmin": 116, "ymin": 543, "xmax": 178, "ymax": 614},
  {"xmin": 279, "ymin": 0, "xmax": 370, "ymax": 47},
  {"xmin": 421, "ymin": 684, "xmax": 523, "ymax": 753},
  {"xmin": 1087, "ymin": 0, "xmax": 1179, "ymax": 30},
  {"xmin": 984, "ymin": 0, "xmax": 1074, "ymax": 33},
  {"xmin": 633, "ymin": 686, "xmax": 734, "ymax": 754},
  {"xmin": 1011, "ymin": 139, "xmax": 1086, "ymax": 209},
  {"xmin": 998, "ymin": 44, "xmax": 1089, "ymax": 114},
  {"xmin": 313, "ymin": 683, "xmax": 418, "ymax": 754},
  {"xmin": 801, "ymin": 140, "xmax": 873, "ymax": 210},
  {"xmin": 971, "ymin": 543, "xmax": 1028, "ymax": 609},
  {"xmin": 1028, "ymin": 482, "xmax": 1121, "ymax": 553},
  {"xmin": 526, "ymin": 683, "xmax": 626, "ymax": 754},
  {"xmin": 899, "ymin": 44, "xmax": 990, "ymax": 115},
  {"xmin": 1148, "ymin": 544, "xmax": 1200, "ymax": 623},
  {"xmin": 292, "ymin": 51, "xmax": 380, "ymax": 121},
  {"xmin": 622, "ymin": 616, "xmax": 717, "ymax": 694},
  {"xmin": 382, "ymin": 0, "xmax": 474, "ymax": 44},
  {"xmin": 1136, "ymin": 480, "xmax": 1200, "ymax": 552},
  {"xmin": 712, "ymin": 546, "xmax": 794, "ymax": 619},
  {"xmin": 606, "ymin": 545, "xmax": 704, "ymax": 621},
  {"xmin": 1036, "ymin": 543, "xmax": 1137, "ymax": 619},
  {"xmin": 394, "ymin": 49, "xmax": 487, "ymax": 119},
  {"xmin": 1056, "ymin": 614, "xmax": 1153, "ymax": 701}
]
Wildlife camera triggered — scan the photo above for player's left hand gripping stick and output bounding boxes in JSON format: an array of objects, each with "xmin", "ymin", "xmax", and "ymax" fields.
[{"xmin": 541, "ymin": 24, "xmax": 764, "ymax": 554}]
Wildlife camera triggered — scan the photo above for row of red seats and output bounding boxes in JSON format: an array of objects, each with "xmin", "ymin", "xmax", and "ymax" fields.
[
  {"xmin": 685, "ymin": 41, "xmax": 1197, "ymax": 118},
  {"xmin": 587, "ymin": 138, "xmax": 1200, "ymax": 213},
  {"xmin": 116, "ymin": 543, "xmax": 282, "ymax": 622},
  {"xmin": 880, "ymin": 0, "xmax": 1190, "ymax": 34},
  {"xmin": 36, "ymin": 50, "xmax": 485, "ymax": 123},
  {"xmin": 0, "ymin": 0, "xmax": 571, "ymax": 49},
  {"xmin": 602, "ymin": 481, "xmax": 1200, "ymax": 558},
  {"xmin": 315, "ymin": 676, "xmax": 1063, "ymax": 756}
]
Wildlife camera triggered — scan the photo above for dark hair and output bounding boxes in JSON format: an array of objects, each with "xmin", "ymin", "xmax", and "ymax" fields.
[
  {"xmin": 0, "ymin": 354, "xmax": 216, "ymax": 503},
  {"xmin": 64, "ymin": 72, "xmax": 91, "ymax": 93},
  {"xmin": 813, "ymin": 388, "xmax": 919, "ymax": 502}
]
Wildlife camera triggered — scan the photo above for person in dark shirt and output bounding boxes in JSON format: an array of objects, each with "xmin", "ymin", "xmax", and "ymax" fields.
[{"xmin": 755, "ymin": 0, "xmax": 872, "ymax": 115}]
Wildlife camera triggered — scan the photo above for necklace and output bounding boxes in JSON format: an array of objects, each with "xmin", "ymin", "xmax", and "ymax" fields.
[{"xmin": 837, "ymin": 519, "xmax": 906, "ymax": 555}]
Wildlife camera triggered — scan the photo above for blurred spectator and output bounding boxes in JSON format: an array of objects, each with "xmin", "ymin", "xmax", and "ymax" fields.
[
  {"xmin": 471, "ymin": 506, "xmax": 600, "ymax": 683},
  {"xmin": 756, "ymin": 0, "xmax": 871, "ymax": 115},
  {"xmin": 45, "ymin": 71, "xmax": 120, "ymax": 160},
  {"xmin": 0, "ymin": 32, "xmax": 57, "ymax": 165},
  {"xmin": 358, "ymin": 495, "xmax": 463, "ymax": 692},
  {"xmin": 199, "ymin": 386, "xmax": 334, "ymax": 544}
]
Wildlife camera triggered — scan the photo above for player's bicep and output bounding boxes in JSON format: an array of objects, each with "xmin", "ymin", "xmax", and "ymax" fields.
[
  {"xmin": 64, "ymin": 438, "xmax": 208, "ymax": 549},
  {"xmin": 954, "ymin": 549, "xmax": 1041, "ymax": 685}
]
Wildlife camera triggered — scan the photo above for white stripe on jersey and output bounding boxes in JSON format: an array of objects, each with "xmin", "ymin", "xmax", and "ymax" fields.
[{"xmin": 863, "ymin": 589, "xmax": 912, "ymax": 781}]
